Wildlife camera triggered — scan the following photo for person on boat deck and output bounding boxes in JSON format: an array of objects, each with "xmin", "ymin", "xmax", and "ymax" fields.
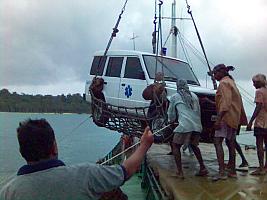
[
  {"xmin": 142, "ymin": 72, "xmax": 168, "ymax": 120},
  {"xmin": 246, "ymin": 73, "xmax": 267, "ymax": 175},
  {"xmin": 167, "ymin": 79, "xmax": 208, "ymax": 178},
  {"xmin": 202, "ymin": 89, "xmax": 249, "ymax": 169},
  {"xmin": 0, "ymin": 119, "xmax": 154, "ymax": 200},
  {"xmin": 211, "ymin": 64, "xmax": 244, "ymax": 179}
]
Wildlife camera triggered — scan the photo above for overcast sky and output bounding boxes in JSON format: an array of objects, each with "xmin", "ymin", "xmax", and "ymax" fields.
[{"xmin": 1, "ymin": 0, "xmax": 266, "ymax": 113}]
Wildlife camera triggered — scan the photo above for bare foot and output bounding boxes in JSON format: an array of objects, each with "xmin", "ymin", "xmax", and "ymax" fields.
[
  {"xmin": 176, "ymin": 172, "xmax": 184, "ymax": 179},
  {"xmin": 250, "ymin": 168, "xmax": 266, "ymax": 176},
  {"xmin": 195, "ymin": 168, "xmax": 209, "ymax": 176}
]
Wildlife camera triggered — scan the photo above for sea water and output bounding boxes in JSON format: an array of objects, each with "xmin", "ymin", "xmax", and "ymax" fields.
[
  {"xmin": 0, "ymin": 112, "xmax": 255, "ymax": 189},
  {"xmin": 0, "ymin": 112, "xmax": 121, "ymax": 188}
]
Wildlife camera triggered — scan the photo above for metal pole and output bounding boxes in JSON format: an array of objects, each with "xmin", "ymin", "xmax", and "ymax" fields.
[{"xmin": 171, "ymin": 0, "xmax": 177, "ymax": 58}]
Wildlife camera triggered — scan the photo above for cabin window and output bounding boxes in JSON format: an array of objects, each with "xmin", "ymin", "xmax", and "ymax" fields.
[
  {"xmin": 90, "ymin": 56, "xmax": 106, "ymax": 75},
  {"xmin": 124, "ymin": 57, "xmax": 145, "ymax": 80},
  {"xmin": 105, "ymin": 57, "xmax": 123, "ymax": 77}
]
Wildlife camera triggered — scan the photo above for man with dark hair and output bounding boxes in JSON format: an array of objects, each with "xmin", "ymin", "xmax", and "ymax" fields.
[
  {"xmin": 0, "ymin": 119, "xmax": 154, "ymax": 200},
  {"xmin": 211, "ymin": 64, "xmax": 243, "ymax": 179},
  {"xmin": 17, "ymin": 119, "xmax": 57, "ymax": 163}
]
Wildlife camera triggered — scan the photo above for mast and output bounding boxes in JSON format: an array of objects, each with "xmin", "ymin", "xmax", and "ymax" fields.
[{"xmin": 171, "ymin": 0, "xmax": 177, "ymax": 58}]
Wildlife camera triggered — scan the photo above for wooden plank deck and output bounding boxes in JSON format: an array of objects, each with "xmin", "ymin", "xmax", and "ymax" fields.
[{"xmin": 147, "ymin": 143, "xmax": 267, "ymax": 200}]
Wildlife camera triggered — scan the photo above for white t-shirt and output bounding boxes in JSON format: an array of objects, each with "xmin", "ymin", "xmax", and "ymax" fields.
[{"xmin": 167, "ymin": 92, "xmax": 202, "ymax": 134}]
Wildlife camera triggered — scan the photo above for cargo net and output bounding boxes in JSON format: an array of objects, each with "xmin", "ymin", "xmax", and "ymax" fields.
[
  {"xmin": 90, "ymin": 90, "xmax": 168, "ymax": 138},
  {"xmin": 89, "ymin": 77, "xmax": 173, "ymax": 142}
]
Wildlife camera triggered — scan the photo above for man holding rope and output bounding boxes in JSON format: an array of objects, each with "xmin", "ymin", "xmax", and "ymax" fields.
[
  {"xmin": 168, "ymin": 79, "xmax": 208, "ymax": 179},
  {"xmin": 0, "ymin": 119, "xmax": 154, "ymax": 200}
]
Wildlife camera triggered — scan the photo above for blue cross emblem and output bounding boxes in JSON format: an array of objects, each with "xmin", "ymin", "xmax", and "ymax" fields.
[{"xmin": 125, "ymin": 85, "xmax": 132, "ymax": 98}]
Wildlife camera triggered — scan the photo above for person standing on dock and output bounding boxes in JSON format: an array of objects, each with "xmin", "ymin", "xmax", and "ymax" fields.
[
  {"xmin": 0, "ymin": 119, "xmax": 154, "ymax": 200},
  {"xmin": 211, "ymin": 64, "xmax": 243, "ymax": 179},
  {"xmin": 247, "ymin": 73, "xmax": 267, "ymax": 175},
  {"xmin": 202, "ymin": 82, "xmax": 249, "ymax": 169},
  {"xmin": 168, "ymin": 79, "xmax": 208, "ymax": 179}
]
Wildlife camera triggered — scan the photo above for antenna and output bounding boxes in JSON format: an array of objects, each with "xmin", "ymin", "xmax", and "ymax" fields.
[{"xmin": 130, "ymin": 32, "xmax": 139, "ymax": 50}]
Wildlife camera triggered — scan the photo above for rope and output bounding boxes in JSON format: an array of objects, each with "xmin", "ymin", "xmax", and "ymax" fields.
[
  {"xmin": 96, "ymin": 0, "xmax": 129, "ymax": 76},
  {"xmin": 163, "ymin": 29, "xmax": 172, "ymax": 47},
  {"xmin": 178, "ymin": 31, "xmax": 255, "ymax": 107},
  {"xmin": 177, "ymin": 31, "xmax": 255, "ymax": 101},
  {"xmin": 152, "ymin": 0, "xmax": 157, "ymax": 54},
  {"xmin": 179, "ymin": 30, "xmax": 212, "ymax": 67},
  {"xmin": 177, "ymin": 28, "xmax": 194, "ymax": 69},
  {"xmin": 100, "ymin": 123, "xmax": 174, "ymax": 165},
  {"xmin": 184, "ymin": 0, "xmax": 217, "ymax": 90},
  {"xmin": 236, "ymin": 83, "xmax": 255, "ymax": 101},
  {"xmin": 58, "ymin": 116, "xmax": 91, "ymax": 143},
  {"xmin": 155, "ymin": 0, "xmax": 164, "ymax": 76}
]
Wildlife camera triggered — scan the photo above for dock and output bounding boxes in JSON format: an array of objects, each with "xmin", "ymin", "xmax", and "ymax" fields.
[{"xmin": 146, "ymin": 143, "xmax": 267, "ymax": 200}]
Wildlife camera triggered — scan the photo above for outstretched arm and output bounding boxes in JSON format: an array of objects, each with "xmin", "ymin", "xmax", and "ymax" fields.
[{"xmin": 122, "ymin": 127, "xmax": 154, "ymax": 179}]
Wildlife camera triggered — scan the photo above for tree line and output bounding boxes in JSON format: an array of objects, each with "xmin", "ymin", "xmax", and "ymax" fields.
[{"xmin": 0, "ymin": 89, "xmax": 91, "ymax": 114}]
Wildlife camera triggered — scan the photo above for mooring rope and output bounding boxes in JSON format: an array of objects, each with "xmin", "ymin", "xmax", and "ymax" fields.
[
  {"xmin": 58, "ymin": 116, "xmax": 91, "ymax": 143},
  {"xmin": 100, "ymin": 123, "xmax": 175, "ymax": 165}
]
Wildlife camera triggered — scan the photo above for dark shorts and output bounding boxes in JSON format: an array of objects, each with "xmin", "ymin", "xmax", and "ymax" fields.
[
  {"xmin": 172, "ymin": 132, "xmax": 200, "ymax": 146},
  {"xmin": 254, "ymin": 127, "xmax": 267, "ymax": 136}
]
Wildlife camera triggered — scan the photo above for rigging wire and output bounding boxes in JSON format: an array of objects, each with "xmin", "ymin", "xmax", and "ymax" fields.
[
  {"xmin": 100, "ymin": 123, "xmax": 174, "ymax": 165},
  {"xmin": 184, "ymin": 0, "xmax": 217, "ymax": 90},
  {"xmin": 96, "ymin": 0, "xmax": 129, "ymax": 76},
  {"xmin": 236, "ymin": 83, "xmax": 255, "ymax": 101},
  {"xmin": 58, "ymin": 116, "xmax": 91, "ymax": 143},
  {"xmin": 163, "ymin": 29, "xmax": 172, "ymax": 47},
  {"xmin": 175, "ymin": 29, "xmax": 255, "ymax": 106},
  {"xmin": 179, "ymin": 31, "xmax": 212, "ymax": 66},
  {"xmin": 152, "ymin": 0, "xmax": 157, "ymax": 54},
  {"xmin": 161, "ymin": 16, "xmax": 191, "ymax": 20},
  {"xmin": 155, "ymin": 0, "xmax": 164, "ymax": 76},
  {"xmin": 177, "ymin": 28, "xmax": 194, "ymax": 69}
]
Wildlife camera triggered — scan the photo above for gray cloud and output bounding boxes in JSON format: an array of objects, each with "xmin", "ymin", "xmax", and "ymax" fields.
[{"xmin": 0, "ymin": 0, "xmax": 266, "ymax": 94}]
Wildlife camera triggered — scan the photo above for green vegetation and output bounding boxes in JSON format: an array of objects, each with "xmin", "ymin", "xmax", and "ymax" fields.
[{"xmin": 0, "ymin": 89, "xmax": 91, "ymax": 114}]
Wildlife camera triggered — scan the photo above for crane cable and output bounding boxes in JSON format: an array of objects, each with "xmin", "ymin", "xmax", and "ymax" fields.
[
  {"xmin": 185, "ymin": 0, "xmax": 217, "ymax": 90},
  {"xmin": 96, "ymin": 0, "xmax": 129, "ymax": 76},
  {"xmin": 155, "ymin": 0, "xmax": 164, "ymax": 77}
]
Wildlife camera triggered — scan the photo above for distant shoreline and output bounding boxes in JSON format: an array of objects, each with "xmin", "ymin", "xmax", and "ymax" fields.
[
  {"xmin": 0, "ymin": 111, "xmax": 91, "ymax": 115},
  {"xmin": 0, "ymin": 89, "xmax": 91, "ymax": 114}
]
